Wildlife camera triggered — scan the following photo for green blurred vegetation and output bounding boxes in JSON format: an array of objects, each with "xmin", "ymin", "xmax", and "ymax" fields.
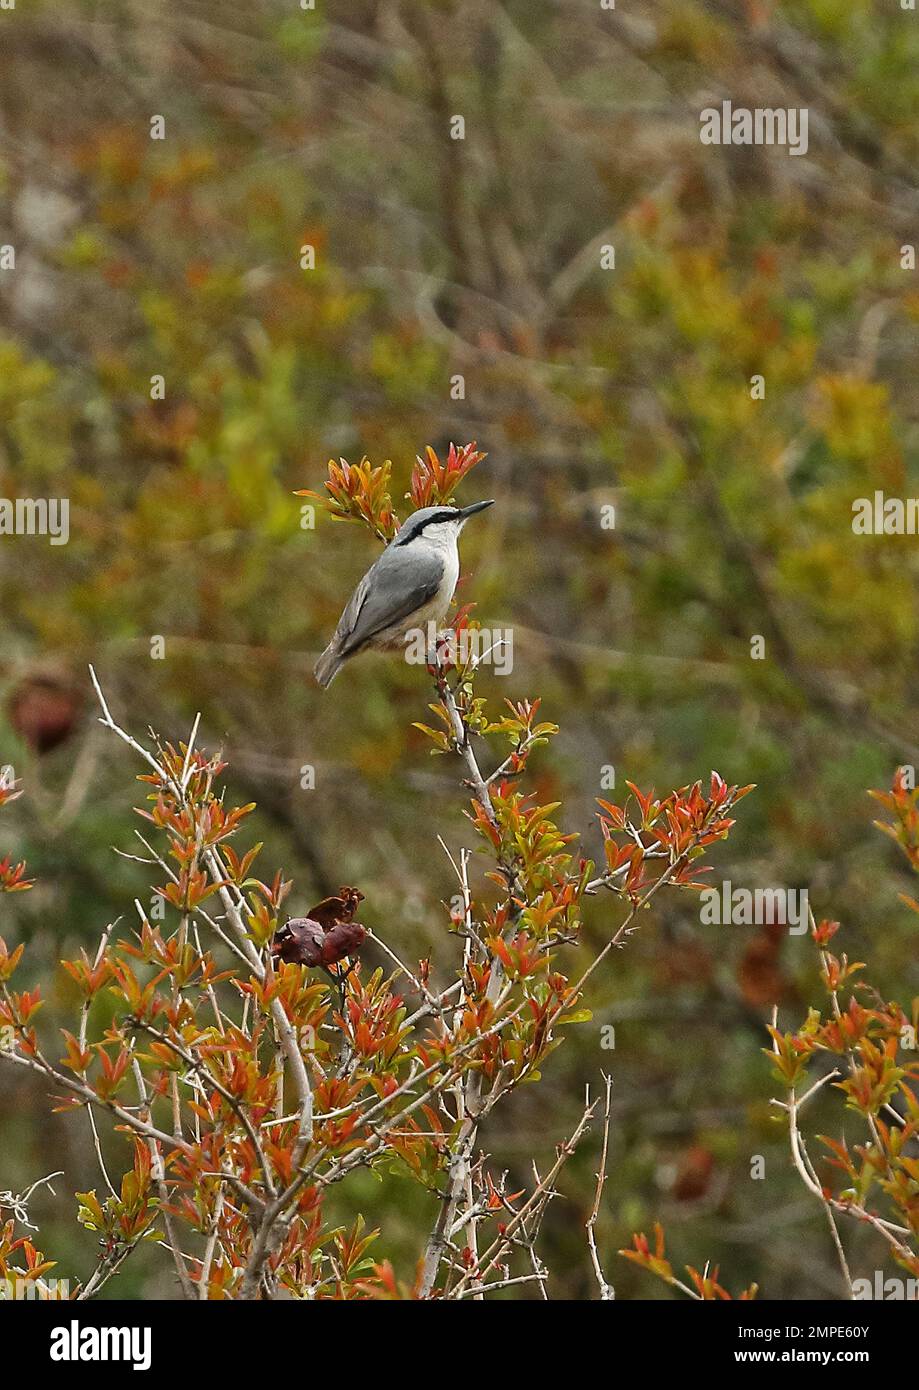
[{"xmin": 2, "ymin": 0, "xmax": 919, "ymax": 1297}]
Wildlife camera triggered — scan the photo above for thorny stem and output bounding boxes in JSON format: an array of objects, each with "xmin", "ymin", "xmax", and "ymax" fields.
[
  {"xmin": 131, "ymin": 1055, "xmax": 196, "ymax": 1300},
  {"xmin": 419, "ymin": 671, "xmax": 519, "ymax": 1297},
  {"xmin": 421, "ymin": 667, "xmax": 744, "ymax": 1296},
  {"xmin": 448, "ymin": 1096, "xmax": 598, "ymax": 1298},
  {"xmin": 770, "ymin": 1010, "xmax": 915, "ymax": 1289},
  {"xmin": 586, "ymin": 1073, "xmax": 615, "ymax": 1299}
]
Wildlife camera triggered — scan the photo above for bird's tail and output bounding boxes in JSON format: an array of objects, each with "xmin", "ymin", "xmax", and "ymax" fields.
[{"xmin": 314, "ymin": 643, "xmax": 344, "ymax": 688}]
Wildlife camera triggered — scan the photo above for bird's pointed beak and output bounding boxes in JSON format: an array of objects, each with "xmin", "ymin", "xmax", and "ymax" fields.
[{"xmin": 458, "ymin": 499, "xmax": 495, "ymax": 520}]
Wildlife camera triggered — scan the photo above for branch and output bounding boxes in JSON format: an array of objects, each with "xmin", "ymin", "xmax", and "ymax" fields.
[{"xmin": 586, "ymin": 1073, "xmax": 615, "ymax": 1300}]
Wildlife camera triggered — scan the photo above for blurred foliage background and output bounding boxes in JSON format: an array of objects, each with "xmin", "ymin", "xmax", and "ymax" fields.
[{"xmin": 2, "ymin": 0, "xmax": 919, "ymax": 1298}]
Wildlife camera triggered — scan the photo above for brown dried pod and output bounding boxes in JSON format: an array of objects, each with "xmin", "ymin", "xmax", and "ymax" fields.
[
  {"xmin": 271, "ymin": 917, "xmax": 325, "ymax": 967},
  {"xmin": 271, "ymin": 886, "xmax": 367, "ymax": 969},
  {"xmin": 307, "ymin": 886, "xmax": 365, "ymax": 930},
  {"xmin": 7, "ymin": 672, "xmax": 83, "ymax": 754}
]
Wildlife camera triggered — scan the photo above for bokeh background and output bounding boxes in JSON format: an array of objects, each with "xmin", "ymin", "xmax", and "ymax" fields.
[{"xmin": 2, "ymin": 0, "xmax": 919, "ymax": 1298}]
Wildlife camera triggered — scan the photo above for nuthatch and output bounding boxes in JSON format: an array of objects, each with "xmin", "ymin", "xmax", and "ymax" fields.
[{"xmin": 314, "ymin": 500, "xmax": 494, "ymax": 687}]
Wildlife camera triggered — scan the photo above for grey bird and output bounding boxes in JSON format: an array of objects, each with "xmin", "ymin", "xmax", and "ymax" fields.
[{"xmin": 314, "ymin": 499, "xmax": 494, "ymax": 687}]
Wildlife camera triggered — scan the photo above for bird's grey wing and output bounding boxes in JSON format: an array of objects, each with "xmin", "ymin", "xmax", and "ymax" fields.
[
  {"xmin": 330, "ymin": 566, "xmax": 373, "ymax": 651},
  {"xmin": 337, "ymin": 545, "xmax": 443, "ymax": 655}
]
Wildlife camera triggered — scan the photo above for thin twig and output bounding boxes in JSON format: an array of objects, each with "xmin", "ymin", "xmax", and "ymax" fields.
[{"xmin": 586, "ymin": 1075, "xmax": 615, "ymax": 1300}]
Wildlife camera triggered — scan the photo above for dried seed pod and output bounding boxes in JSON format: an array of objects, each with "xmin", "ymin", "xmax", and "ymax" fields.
[
  {"xmin": 307, "ymin": 886, "xmax": 365, "ymax": 930},
  {"xmin": 7, "ymin": 673, "xmax": 82, "ymax": 754},
  {"xmin": 271, "ymin": 885, "xmax": 368, "ymax": 968}
]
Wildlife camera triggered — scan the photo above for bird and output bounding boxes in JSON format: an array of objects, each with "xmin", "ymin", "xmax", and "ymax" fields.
[{"xmin": 314, "ymin": 499, "xmax": 494, "ymax": 687}]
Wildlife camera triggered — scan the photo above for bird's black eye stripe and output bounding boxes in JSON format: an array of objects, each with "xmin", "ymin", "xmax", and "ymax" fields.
[{"xmin": 393, "ymin": 509, "xmax": 459, "ymax": 543}]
